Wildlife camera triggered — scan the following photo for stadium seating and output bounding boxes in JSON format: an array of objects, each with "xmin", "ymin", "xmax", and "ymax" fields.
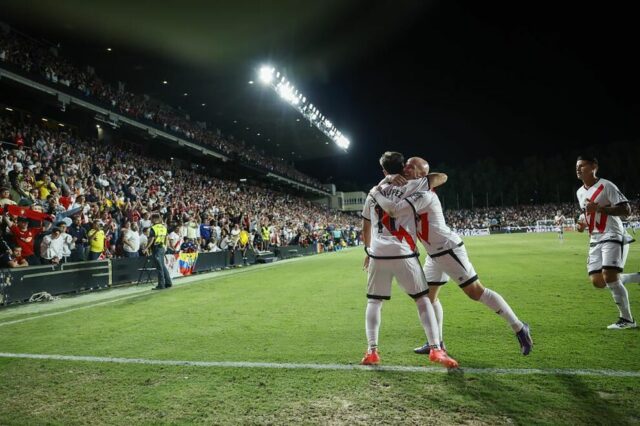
[
  {"xmin": 0, "ymin": 26, "xmax": 324, "ymax": 189},
  {"xmin": 0, "ymin": 112, "xmax": 360, "ymax": 267}
]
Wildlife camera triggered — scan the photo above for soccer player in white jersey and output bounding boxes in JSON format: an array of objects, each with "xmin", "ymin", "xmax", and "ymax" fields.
[
  {"xmin": 575, "ymin": 155, "xmax": 638, "ymax": 329},
  {"xmin": 369, "ymin": 157, "xmax": 533, "ymax": 356},
  {"xmin": 361, "ymin": 152, "xmax": 458, "ymax": 368},
  {"xmin": 555, "ymin": 210, "xmax": 566, "ymax": 241}
]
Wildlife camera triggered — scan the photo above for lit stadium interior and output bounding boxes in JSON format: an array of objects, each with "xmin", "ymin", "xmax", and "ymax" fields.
[{"xmin": 0, "ymin": 1, "xmax": 639, "ymax": 424}]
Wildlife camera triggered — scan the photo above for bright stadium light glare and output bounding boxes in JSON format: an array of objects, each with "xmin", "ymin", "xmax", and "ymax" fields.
[
  {"xmin": 254, "ymin": 65, "xmax": 351, "ymax": 152},
  {"xmin": 336, "ymin": 135, "xmax": 350, "ymax": 149},
  {"xmin": 277, "ymin": 84, "xmax": 297, "ymax": 103},
  {"xmin": 258, "ymin": 66, "xmax": 275, "ymax": 84}
]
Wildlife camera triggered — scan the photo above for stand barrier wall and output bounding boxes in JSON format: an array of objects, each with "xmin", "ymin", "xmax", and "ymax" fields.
[
  {"xmin": 1, "ymin": 260, "xmax": 110, "ymax": 305},
  {"xmin": 1, "ymin": 246, "xmax": 316, "ymax": 305}
]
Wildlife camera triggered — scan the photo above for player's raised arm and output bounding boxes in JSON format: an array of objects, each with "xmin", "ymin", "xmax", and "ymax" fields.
[
  {"xmin": 427, "ymin": 172, "xmax": 447, "ymax": 189},
  {"xmin": 369, "ymin": 188, "xmax": 413, "ymax": 216}
]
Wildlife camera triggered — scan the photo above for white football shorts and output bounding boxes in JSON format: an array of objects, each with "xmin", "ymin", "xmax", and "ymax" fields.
[
  {"xmin": 587, "ymin": 239, "xmax": 630, "ymax": 275},
  {"xmin": 423, "ymin": 244, "xmax": 478, "ymax": 287},
  {"xmin": 367, "ymin": 256, "xmax": 429, "ymax": 300}
]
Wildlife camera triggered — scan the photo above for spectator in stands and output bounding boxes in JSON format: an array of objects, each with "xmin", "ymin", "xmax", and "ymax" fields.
[
  {"xmin": 139, "ymin": 227, "xmax": 150, "ymax": 256},
  {"xmin": 166, "ymin": 225, "xmax": 182, "ymax": 254},
  {"xmin": 122, "ymin": 222, "xmax": 140, "ymax": 258},
  {"xmin": 0, "ymin": 187, "xmax": 16, "ymax": 208},
  {"xmin": 87, "ymin": 220, "xmax": 105, "ymax": 260},
  {"xmin": 3, "ymin": 214, "xmax": 43, "ymax": 265},
  {"xmin": 57, "ymin": 221, "xmax": 74, "ymax": 261},
  {"xmin": 67, "ymin": 215, "xmax": 88, "ymax": 261},
  {"xmin": 230, "ymin": 223, "xmax": 241, "ymax": 250},
  {"xmin": 35, "ymin": 174, "xmax": 57, "ymax": 200},
  {"xmin": 219, "ymin": 229, "xmax": 231, "ymax": 251},
  {"xmin": 0, "ymin": 234, "xmax": 28, "ymax": 268},
  {"xmin": 199, "ymin": 218, "xmax": 212, "ymax": 250},
  {"xmin": 8, "ymin": 163, "xmax": 27, "ymax": 200},
  {"xmin": 40, "ymin": 227, "xmax": 64, "ymax": 264},
  {"xmin": 139, "ymin": 211, "xmax": 152, "ymax": 230}
]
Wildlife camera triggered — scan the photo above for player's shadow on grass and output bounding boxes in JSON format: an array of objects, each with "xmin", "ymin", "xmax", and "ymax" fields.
[{"xmin": 441, "ymin": 365, "xmax": 629, "ymax": 424}]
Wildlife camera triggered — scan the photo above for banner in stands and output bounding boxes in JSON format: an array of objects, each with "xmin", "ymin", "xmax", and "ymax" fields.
[{"xmin": 165, "ymin": 252, "xmax": 199, "ymax": 278}]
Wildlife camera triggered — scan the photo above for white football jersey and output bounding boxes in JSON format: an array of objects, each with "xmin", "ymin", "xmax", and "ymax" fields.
[
  {"xmin": 576, "ymin": 178, "xmax": 628, "ymax": 241},
  {"xmin": 555, "ymin": 215, "xmax": 565, "ymax": 225},
  {"xmin": 362, "ymin": 177, "xmax": 430, "ymax": 258},
  {"xmin": 371, "ymin": 184, "xmax": 462, "ymax": 256}
]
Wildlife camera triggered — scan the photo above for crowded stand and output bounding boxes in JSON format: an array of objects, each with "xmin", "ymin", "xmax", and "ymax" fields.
[
  {"xmin": 0, "ymin": 114, "xmax": 359, "ymax": 268},
  {"xmin": 444, "ymin": 203, "xmax": 578, "ymax": 231},
  {"xmin": 0, "ymin": 25, "xmax": 324, "ymax": 189},
  {"xmin": 444, "ymin": 202, "xmax": 640, "ymax": 233}
]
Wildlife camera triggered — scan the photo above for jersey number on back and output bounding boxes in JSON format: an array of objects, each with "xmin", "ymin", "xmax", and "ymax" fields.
[{"xmin": 374, "ymin": 205, "xmax": 395, "ymax": 233}]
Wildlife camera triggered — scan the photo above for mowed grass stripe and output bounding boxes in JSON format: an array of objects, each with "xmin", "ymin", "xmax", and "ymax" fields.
[{"xmin": 2, "ymin": 352, "xmax": 639, "ymax": 378}]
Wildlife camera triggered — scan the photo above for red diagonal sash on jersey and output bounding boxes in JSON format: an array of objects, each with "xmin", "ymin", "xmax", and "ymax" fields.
[
  {"xmin": 418, "ymin": 212, "xmax": 429, "ymax": 244},
  {"xmin": 586, "ymin": 183, "xmax": 607, "ymax": 234},
  {"xmin": 380, "ymin": 212, "xmax": 416, "ymax": 251}
]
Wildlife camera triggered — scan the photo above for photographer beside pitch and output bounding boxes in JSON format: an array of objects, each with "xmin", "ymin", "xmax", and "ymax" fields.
[{"xmin": 575, "ymin": 155, "xmax": 639, "ymax": 329}]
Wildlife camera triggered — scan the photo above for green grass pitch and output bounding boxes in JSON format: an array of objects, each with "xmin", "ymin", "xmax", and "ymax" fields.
[{"xmin": 0, "ymin": 232, "xmax": 639, "ymax": 424}]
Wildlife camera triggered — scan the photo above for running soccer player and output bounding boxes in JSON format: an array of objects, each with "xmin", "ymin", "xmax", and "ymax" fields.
[
  {"xmin": 361, "ymin": 152, "xmax": 458, "ymax": 368},
  {"xmin": 555, "ymin": 210, "xmax": 566, "ymax": 241},
  {"xmin": 575, "ymin": 155, "xmax": 638, "ymax": 329},
  {"xmin": 369, "ymin": 157, "xmax": 533, "ymax": 356}
]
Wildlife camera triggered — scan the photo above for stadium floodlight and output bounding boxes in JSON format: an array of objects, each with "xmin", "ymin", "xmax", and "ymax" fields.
[
  {"xmin": 259, "ymin": 66, "xmax": 275, "ymax": 84},
  {"xmin": 336, "ymin": 135, "xmax": 350, "ymax": 150},
  {"xmin": 277, "ymin": 84, "xmax": 296, "ymax": 103},
  {"xmin": 254, "ymin": 64, "xmax": 351, "ymax": 151}
]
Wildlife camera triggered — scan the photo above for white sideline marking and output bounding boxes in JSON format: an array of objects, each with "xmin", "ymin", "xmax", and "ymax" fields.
[{"xmin": 1, "ymin": 352, "xmax": 639, "ymax": 378}]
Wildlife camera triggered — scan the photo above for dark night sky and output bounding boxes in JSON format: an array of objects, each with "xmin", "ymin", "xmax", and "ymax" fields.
[{"xmin": 3, "ymin": 1, "xmax": 639, "ymax": 189}]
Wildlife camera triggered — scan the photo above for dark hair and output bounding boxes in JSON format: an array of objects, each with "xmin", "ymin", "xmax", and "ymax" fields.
[
  {"xmin": 577, "ymin": 155, "xmax": 598, "ymax": 165},
  {"xmin": 379, "ymin": 151, "xmax": 404, "ymax": 174}
]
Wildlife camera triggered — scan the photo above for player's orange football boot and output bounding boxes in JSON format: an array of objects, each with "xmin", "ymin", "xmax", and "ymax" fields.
[
  {"xmin": 429, "ymin": 348, "xmax": 459, "ymax": 369},
  {"xmin": 360, "ymin": 348, "xmax": 380, "ymax": 365}
]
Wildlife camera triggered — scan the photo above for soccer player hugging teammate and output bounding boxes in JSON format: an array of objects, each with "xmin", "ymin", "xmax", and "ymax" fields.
[
  {"xmin": 370, "ymin": 156, "xmax": 533, "ymax": 356},
  {"xmin": 575, "ymin": 155, "xmax": 639, "ymax": 329},
  {"xmin": 361, "ymin": 152, "xmax": 458, "ymax": 368}
]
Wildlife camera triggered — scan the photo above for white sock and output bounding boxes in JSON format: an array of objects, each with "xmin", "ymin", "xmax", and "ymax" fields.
[
  {"xmin": 479, "ymin": 288, "xmax": 523, "ymax": 332},
  {"xmin": 416, "ymin": 296, "xmax": 440, "ymax": 348},
  {"xmin": 365, "ymin": 299, "xmax": 383, "ymax": 350},
  {"xmin": 432, "ymin": 299, "xmax": 444, "ymax": 343},
  {"xmin": 621, "ymin": 272, "xmax": 640, "ymax": 285},
  {"xmin": 606, "ymin": 280, "xmax": 633, "ymax": 322}
]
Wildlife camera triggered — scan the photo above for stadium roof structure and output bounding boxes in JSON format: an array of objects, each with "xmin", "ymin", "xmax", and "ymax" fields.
[
  {"xmin": 1, "ymin": 0, "xmax": 400, "ymax": 162},
  {"xmin": 3, "ymin": 1, "xmax": 638, "ymax": 191}
]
